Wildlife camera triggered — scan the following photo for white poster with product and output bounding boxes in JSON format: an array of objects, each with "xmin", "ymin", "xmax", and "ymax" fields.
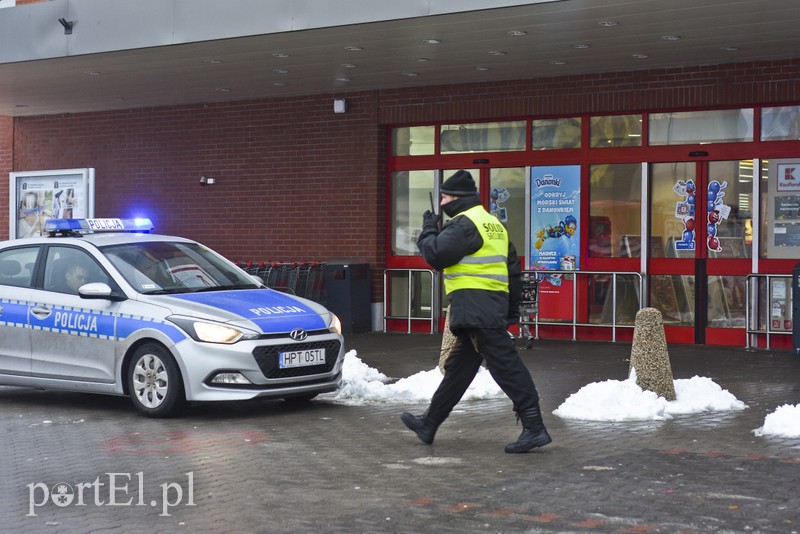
[{"xmin": 8, "ymin": 168, "xmax": 95, "ymax": 239}]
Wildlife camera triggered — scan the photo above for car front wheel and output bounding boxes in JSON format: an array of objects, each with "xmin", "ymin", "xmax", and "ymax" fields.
[{"xmin": 127, "ymin": 343, "xmax": 186, "ymax": 417}]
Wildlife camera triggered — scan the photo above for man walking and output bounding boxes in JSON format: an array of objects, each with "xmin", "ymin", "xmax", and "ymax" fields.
[{"xmin": 400, "ymin": 169, "xmax": 551, "ymax": 453}]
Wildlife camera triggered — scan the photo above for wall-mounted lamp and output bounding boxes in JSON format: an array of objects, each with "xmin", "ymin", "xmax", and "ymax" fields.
[
  {"xmin": 58, "ymin": 17, "xmax": 74, "ymax": 35},
  {"xmin": 333, "ymin": 98, "xmax": 347, "ymax": 114},
  {"xmin": 199, "ymin": 176, "xmax": 216, "ymax": 186}
]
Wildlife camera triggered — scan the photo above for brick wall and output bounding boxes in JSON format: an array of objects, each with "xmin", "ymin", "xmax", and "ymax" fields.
[
  {"xmin": 0, "ymin": 116, "xmax": 11, "ymax": 240},
  {"xmin": 379, "ymin": 59, "xmax": 800, "ymax": 124},
  {"xmin": 12, "ymin": 92, "xmax": 387, "ymax": 291}
]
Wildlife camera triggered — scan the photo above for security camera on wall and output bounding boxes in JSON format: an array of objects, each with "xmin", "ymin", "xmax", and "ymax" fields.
[{"xmin": 199, "ymin": 176, "xmax": 216, "ymax": 186}]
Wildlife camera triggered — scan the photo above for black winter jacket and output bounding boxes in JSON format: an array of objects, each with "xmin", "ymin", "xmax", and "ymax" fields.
[{"xmin": 417, "ymin": 196, "xmax": 522, "ymax": 333}]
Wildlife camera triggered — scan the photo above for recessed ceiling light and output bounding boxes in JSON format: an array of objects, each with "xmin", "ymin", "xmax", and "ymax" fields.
[
  {"xmin": 15, "ymin": 104, "xmax": 29, "ymax": 108},
  {"xmin": 84, "ymin": 71, "xmax": 101, "ymax": 76},
  {"xmin": 416, "ymin": 57, "xmax": 431, "ymax": 62},
  {"xmin": 204, "ymin": 59, "xmax": 223, "ymax": 64},
  {"xmin": 215, "ymin": 87, "xmax": 231, "ymax": 92},
  {"xmin": 661, "ymin": 35, "xmax": 681, "ymax": 41},
  {"xmin": 336, "ymin": 76, "xmax": 351, "ymax": 82},
  {"xmin": 632, "ymin": 53, "xmax": 648, "ymax": 59},
  {"xmin": 548, "ymin": 60, "xmax": 566, "ymax": 65},
  {"xmin": 721, "ymin": 46, "xmax": 739, "ymax": 51},
  {"xmin": 272, "ymin": 53, "xmax": 289, "ymax": 58},
  {"xmin": 402, "ymin": 72, "xmax": 419, "ymax": 77},
  {"xmin": 272, "ymin": 82, "xmax": 286, "ymax": 86},
  {"xmin": 474, "ymin": 66, "xmax": 490, "ymax": 71},
  {"xmin": 272, "ymin": 68, "xmax": 289, "ymax": 74},
  {"xmin": 113, "ymin": 97, "xmax": 126, "ymax": 102},
  {"xmin": 571, "ymin": 43, "xmax": 590, "ymax": 49},
  {"xmin": 488, "ymin": 50, "xmax": 507, "ymax": 56},
  {"xmin": 507, "ymin": 30, "xmax": 527, "ymax": 36},
  {"xmin": 344, "ymin": 46, "xmax": 363, "ymax": 51},
  {"xmin": 423, "ymin": 38, "xmax": 441, "ymax": 45},
  {"xmin": 340, "ymin": 63, "xmax": 357, "ymax": 68},
  {"xmin": 598, "ymin": 20, "xmax": 618, "ymax": 27}
]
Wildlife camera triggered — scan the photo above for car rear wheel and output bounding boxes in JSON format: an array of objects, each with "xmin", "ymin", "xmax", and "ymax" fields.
[{"xmin": 128, "ymin": 343, "xmax": 186, "ymax": 417}]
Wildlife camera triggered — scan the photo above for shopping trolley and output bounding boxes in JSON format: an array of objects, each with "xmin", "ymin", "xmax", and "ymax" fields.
[
  {"xmin": 266, "ymin": 262, "xmax": 300, "ymax": 294},
  {"xmin": 519, "ymin": 271, "xmax": 540, "ymax": 349}
]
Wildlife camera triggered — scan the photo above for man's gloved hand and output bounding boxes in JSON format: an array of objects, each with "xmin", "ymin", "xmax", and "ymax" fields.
[{"xmin": 422, "ymin": 210, "xmax": 439, "ymax": 231}]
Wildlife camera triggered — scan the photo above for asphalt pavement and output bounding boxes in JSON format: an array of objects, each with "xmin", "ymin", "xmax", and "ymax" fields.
[{"xmin": 1, "ymin": 333, "xmax": 799, "ymax": 533}]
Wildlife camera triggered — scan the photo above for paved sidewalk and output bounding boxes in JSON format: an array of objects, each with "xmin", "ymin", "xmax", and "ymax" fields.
[{"xmin": 1, "ymin": 333, "xmax": 799, "ymax": 533}]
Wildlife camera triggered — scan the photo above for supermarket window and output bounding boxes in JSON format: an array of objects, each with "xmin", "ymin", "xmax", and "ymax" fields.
[
  {"xmin": 590, "ymin": 114, "xmax": 642, "ymax": 148},
  {"xmin": 391, "ymin": 170, "xmax": 436, "ymax": 256},
  {"xmin": 391, "ymin": 126, "xmax": 435, "ymax": 156},
  {"xmin": 532, "ymin": 117, "xmax": 581, "ymax": 150},
  {"xmin": 761, "ymin": 106, "xmax": 800, "ymax": 141},
  {"xmin": 649, "ymin": 109, "xmax": 753, "ymax": 145},
  {"xmin": 440, "ymin": 121, "xmax": 525, "ymax": 153},
  {"xmin": 588, "ymin": 164, "xmax": 642, "ymax": 257}
]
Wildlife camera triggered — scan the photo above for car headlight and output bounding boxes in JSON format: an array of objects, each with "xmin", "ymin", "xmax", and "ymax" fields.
[
  {"xmin": 168, "ymin": 316, "xmax": 258, "ymax": 344},
  {"xmin": 328, "ymin": 313, "xmax": 342, "ymax": 335}
]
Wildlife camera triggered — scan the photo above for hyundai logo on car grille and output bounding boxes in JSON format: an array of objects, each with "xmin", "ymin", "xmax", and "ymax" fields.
[{"xmin": 289, "ymin": 328, "xmax": 308, "ymax": 341}]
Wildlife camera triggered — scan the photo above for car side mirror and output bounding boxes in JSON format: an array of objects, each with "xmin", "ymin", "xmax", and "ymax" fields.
[
  {"xmin": 249, "ymin": 274, "xmax": 265, "ymax": 287},
  {"xmin": 78, "ymin": 282, "xmax": 128, "ymax": 301}
]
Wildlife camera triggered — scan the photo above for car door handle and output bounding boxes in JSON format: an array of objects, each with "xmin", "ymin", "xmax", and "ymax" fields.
[{"xmin": 31, "ymin": 306, "xmax": 52, "ymax": 320}]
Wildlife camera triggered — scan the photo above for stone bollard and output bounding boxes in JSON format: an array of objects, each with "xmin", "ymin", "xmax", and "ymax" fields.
[
  {"xmin": 629, "ymin": 307, "xmax": 676, "ymax": 401},
  {"xmin": 438, "ymin": 306, "xmax": 457, "ymax": 374}
]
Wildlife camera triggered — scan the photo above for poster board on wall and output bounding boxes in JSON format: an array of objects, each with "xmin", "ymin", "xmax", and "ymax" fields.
[
  {"xmin": 9, "ymin": 169, "xmax": 95, "ymax": 239},
  {"xmin": 767, "ymin": 159, "xmax": 800, "ymax": 259}
]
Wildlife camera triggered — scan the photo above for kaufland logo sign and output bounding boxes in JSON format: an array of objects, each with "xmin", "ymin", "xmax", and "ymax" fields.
[{"xmin": 777, "ymin": 164, "xmax": 800, "ymax": 191}]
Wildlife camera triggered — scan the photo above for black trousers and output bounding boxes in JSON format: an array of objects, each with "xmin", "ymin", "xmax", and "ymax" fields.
[{"xmin": 426, "ymin": 327, "xmax": 540, "ymax": 424}]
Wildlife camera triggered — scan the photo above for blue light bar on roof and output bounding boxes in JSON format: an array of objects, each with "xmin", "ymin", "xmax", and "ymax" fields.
[{"xmin": 44, "ymin": 218, "xmax": 154, "ymax": 234}]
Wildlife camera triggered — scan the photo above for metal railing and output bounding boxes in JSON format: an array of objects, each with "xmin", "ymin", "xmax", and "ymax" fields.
[
  {"xmin": 745, "ymin": 273, "xmax": 792, "ymax": 350},
  {"xmin": 382, "ymin": 268, "xmax": 796, "ymax": 349},
  {"xmin": 382, "ymin": 268, "xmax": 438, "ymax": 334},
  {"xmin": 519, "ymin": 270, "xmax": 644, "ymax": 342}
]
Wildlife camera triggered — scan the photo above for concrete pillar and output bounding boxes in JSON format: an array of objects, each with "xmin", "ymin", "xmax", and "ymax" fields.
[
  {"xmin": 438, "ymin": 305, "xmax": 456, "ymax": 374},
  {"xmin": 630, "ymin": 307, "xmax": 676, "ymax": 401}
]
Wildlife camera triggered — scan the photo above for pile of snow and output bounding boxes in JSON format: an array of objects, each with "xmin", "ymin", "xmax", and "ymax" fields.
[
  {"xmin": 754, "ymin": 404, "xmax": 800, "ymax": 438},
  {"xmin": 320, "ymin": 351, "xmax": 799, "ymax": 438},
  {"xmin": 319, "ymin": 350, "xmax": 503, "ymax": 406},
  {"xmin": 553, "ymin": 370, "xmax": 746, "ymax": 421}
]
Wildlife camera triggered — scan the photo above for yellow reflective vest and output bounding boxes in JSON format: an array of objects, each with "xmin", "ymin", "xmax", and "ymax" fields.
[{"xmin": 443, "ymin": 206, "xmax": 509, "ymax": 295}]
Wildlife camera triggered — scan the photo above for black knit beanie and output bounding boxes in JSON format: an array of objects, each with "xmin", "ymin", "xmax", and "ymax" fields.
[{"xmin": 441, "ymin": 170, "xmax": 477, "ymax": 197}]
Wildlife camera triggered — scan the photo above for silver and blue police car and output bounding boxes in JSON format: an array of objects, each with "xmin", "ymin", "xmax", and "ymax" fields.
[{"xmin": 0, "ymin": 218, "xmax": 344, "ymax": 417}]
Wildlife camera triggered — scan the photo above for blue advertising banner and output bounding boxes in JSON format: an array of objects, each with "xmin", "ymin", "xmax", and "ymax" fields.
[{"xmin": 530, "ymin": 165, "xmax": 581, "ymax": 270}]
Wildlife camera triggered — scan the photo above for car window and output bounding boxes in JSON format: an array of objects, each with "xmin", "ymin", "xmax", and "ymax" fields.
[
  {"xmin": 102, "ymin": 241, "xmax": 257, "ymax": 294},
  {"xmin": 43, "ymin": 246, "xmax": 109, "ymax": 295},
  {"xmin": 0, "ymin": 246, "xmax": 39, "ymax": 288}
]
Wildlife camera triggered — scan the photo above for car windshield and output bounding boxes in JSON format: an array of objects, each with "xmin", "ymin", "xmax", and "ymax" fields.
[{"xmin": 101, "ymin": 241, "xmax": 259, "ymax": 294}]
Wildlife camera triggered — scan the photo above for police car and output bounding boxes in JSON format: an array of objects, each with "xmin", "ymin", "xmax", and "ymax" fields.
[{"xmin": 0, "ymin": 218, "xmax": 344, "ymax": 417}]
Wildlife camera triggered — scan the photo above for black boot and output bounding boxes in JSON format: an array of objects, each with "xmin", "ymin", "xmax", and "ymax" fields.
[
  {"xmin": 400, "ymin": 411, "xmax": 439, "ymax": 444},
  {"xmin": 505, "ymin": 405, "xmax": 552, "ymax": 453}
]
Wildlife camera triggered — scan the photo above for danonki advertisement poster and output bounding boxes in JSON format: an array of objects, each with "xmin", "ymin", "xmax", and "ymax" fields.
[{"xmin": 530, "ymin": 165, "xmax": 581, "ymax": 270}]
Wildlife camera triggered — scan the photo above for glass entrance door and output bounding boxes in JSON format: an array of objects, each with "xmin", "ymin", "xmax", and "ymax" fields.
[
  {"xmin": 648, "ymin": 161, "xmax": 753, "ymax": 344},
  {"xmin": 488, "ymin": 167, "xmax": 526, "ymax": 258}
]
